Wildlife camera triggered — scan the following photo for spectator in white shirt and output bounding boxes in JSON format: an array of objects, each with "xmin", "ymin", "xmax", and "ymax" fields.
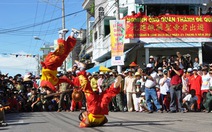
[
  {"xmin": 159, "ymin": 69, "xmax": 171, "ymax": 112},
  {"xmin": 144, "ymin": 63, "xmax": 162, "ymax": 113},
  {"xmin": 183, "ymin": 89, "xmax": 198, "ymax": 112}
]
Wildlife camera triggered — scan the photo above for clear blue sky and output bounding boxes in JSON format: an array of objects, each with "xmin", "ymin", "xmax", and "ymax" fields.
[{"xmin": 0, "ymin": 0, "xmax": 86, "ymax": 76}]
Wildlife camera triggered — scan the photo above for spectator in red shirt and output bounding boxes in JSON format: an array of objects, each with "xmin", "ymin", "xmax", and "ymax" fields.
[
  {"xmin": 168, "ymin": 60, "xmax": 184, "ymax": 113},
  {"xmin": 189, "ymin": 67, "xmax": 202, "ymax": 111}
]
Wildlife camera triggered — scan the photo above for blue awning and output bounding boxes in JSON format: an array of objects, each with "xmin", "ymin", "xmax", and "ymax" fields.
[{"xmin": 144, "ymin": 42, "xmax": 202, "ymax": 48}]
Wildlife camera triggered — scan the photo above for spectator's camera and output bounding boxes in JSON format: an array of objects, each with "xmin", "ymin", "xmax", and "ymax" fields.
[
  {"xmin": 143, "ymin": 68, "xmax": 150, "ymax": 75},
  {"xmin": 170, "ymin": 62, "xmax": 177, "ymax": 69}
]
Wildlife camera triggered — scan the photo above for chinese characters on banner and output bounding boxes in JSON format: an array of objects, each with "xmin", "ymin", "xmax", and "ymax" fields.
[
  {"xmin": 124, "ymin": 15, "xmax": 212, "ymax": 38},
  {"xmin": 110, "ymin": 20, "xmax": 125, "ymax": 66}
]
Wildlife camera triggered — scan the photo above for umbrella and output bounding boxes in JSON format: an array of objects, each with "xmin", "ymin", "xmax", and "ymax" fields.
[{"xmin": 86, "ymin": 66, "xmax": 111, "ymax": 73}]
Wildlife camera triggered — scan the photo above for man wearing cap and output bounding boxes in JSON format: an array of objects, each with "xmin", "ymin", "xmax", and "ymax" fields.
[
  {"xmin": 149, "ymin": 55, "xmax": 155, "ymax": 69},
  {"xmin": 71, "ymin": 64, "xmax": 78, "ymax": 77},
  {"xmin": 168, "ymin": 60, "xmax": 184, "ymax": 113},
  {"xmin": 203, "ymin": 86, "xmax": 212, "ymax": 112},
  {"xmin": 144, "ymin": 63, "xmax": 162, "ymax": 113},
  {"xmin": 189, "ymin": 67, "xmax": 202, "ymax": 111}
]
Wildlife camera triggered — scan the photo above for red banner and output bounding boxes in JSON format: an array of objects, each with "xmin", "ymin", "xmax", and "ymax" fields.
[{"xmin": 124, "ymin": 15, "xmax": 212, "ymax": 38}]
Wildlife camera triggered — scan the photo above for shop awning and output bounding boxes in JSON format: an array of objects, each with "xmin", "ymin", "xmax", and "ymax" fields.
[
  {"xmin": 135, "ymin": 0, "xmax": 210, "ymax": 5},
  {"xmin": 144, "ymin": 42, "xmax": 202, "ymax": 48},
  {"xmin": 86, "ymin": 66, "xmax": 111, "ymax": 74}
]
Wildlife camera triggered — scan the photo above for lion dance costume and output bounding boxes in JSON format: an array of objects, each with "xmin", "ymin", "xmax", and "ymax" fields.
[
  {"xmin": 40, "ymin": 35, "xmax": 76, "ymax": 92},
  {"xmin": 77, "ymin": 70, "xmax": 122, "ymax": 127}
]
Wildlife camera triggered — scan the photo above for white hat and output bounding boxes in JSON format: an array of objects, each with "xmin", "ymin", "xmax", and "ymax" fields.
[
  {"xmin": 187, "ymin": 68, "xmax": 193, "ymax": 72},
  {"xmin": 146, "ymin": 63, "xmax": 153, "ymax": 68},
  {"xmin": 76, "ymin": 70, "xmax": 80, "ymax": 74},
  {"xmin": 109, "ymin": 72, "xmax": 113, "ymax": 75},
  {"xmin": 158, "ymin": 67, "xmax": 162, "ymax": 71},
  {"xmin": 73, "ymin": 64, "xmax": 78, "ymax": 67},
  {"xmin": 92, "ymin": 72, "xmax": 98, "ymax": 76},
  {"xmin": 193, "ymin": 67, "xmax": 198, "ymax": 71},
  {"xmin": 23, "ymin": 74, "xmax": 31, "ymax": 82},
  {"xmin": 99, "ymin": 72, "xmax": 104, "ymax": 75},
  {"xmin": 149, "ymin": 55, "xmax": 154, "ymax": 59}
]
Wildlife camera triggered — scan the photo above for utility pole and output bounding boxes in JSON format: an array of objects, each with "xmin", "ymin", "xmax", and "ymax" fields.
[
  {"xmin": 116, "ymin": 0, "xmax": 120, "ymax": 20},
  {"xmin": 62, "ymin": 0, "xmax": 67, "ymax": 72},
  {"xmin": 62, "ymin": 0, "xmax": 65, "ymax": 35},
  {"xmin": 115, "ymin": 0, "xmax": 122, "ymax": 74}
]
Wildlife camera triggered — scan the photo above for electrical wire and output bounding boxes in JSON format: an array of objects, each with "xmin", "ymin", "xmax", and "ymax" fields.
[{"xmin": 0, "ymin": 10, "xmax": 85, "ymax": 34}]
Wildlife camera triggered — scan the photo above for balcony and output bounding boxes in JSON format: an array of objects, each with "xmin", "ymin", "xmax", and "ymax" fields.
[
  {"xmin": 82, "ymin": 0, "xmax": 94, "ymax": 16},
  {"xmin": 135, "ymin": 0, "xmax": 211, "ymax": 5}
]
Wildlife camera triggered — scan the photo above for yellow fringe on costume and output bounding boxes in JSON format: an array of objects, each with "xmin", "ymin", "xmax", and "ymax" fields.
[
  {"xmin": 88, "ymin": 113, "xmax": 105, "ymax": 126},
  {"xmin": 41, "ymin": 68, "xmax": 58, "ymax": 85}
]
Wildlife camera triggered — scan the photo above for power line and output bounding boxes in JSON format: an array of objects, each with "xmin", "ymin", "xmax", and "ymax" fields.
[{"xmin": 0, "ymin": 9, "xmax": 86, "ymax": 34}]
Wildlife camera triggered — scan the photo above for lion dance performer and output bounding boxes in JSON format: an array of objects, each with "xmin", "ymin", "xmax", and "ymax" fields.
[
  {"xmin": 75, "ymin": 61, "xmax": 122, "ymax": 127},
  {"xmin": 40, "ymin": 32, "xmax": 77, "ymax": 92}
]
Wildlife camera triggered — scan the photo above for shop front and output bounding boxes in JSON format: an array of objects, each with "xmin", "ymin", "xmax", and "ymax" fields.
[{"xmin": 124, "ymin": 14, "xmax": 212, "ymax": 65}]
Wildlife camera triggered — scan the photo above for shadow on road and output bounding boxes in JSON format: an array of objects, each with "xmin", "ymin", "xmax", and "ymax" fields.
[
  {"xmin": 105, "ymin": 120, "xmax": 182, "ymax": 127},
  {"xmin": 8, "ymin": 121, "xmax": 47, "ymax": 126}
]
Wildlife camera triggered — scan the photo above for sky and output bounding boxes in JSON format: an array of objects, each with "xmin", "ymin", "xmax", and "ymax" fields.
[{"xmin": 0, "ymin": 0, "xmax": 86, "ymax": 76}]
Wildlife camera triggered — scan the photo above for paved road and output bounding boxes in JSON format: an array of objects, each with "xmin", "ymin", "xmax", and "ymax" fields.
[{"xmin": 1, "ymin": 111, "xmax": 212, "ymax": 132}]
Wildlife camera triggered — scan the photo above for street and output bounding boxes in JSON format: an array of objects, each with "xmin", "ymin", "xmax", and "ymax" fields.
[{"xmin": 1, "ymin": 111, "xmax": 212, "ymax": 132}]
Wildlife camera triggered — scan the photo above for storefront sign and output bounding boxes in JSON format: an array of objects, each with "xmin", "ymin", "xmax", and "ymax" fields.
[
  {"xmin": 125, "ymin": 15, "xmax": 212, "ymax": 38},
  {"xmin": 110, "ymin": 20, "xmax": 125, "ymax": 66}
]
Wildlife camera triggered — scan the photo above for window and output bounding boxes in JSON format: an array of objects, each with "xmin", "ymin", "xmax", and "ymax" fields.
[
  {"xmin": 99, "ymin": 7, "xmax": 104, "ymax": 19},
  {"xmin": 94, "ymin": 31, "xmax": 97, "ymax": 41}
]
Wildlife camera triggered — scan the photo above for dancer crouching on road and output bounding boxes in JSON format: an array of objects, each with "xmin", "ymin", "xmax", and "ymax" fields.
[{"xmin": 75, "ymin": 61, "xmax": 122, "ymax": 127}]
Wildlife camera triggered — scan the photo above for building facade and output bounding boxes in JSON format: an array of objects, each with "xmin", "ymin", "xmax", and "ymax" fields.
[{"xmin": 82, "ymin": 0, "xmax": 212, "ymax": 71}]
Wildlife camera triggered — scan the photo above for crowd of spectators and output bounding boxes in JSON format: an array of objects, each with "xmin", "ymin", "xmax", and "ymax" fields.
[
  {"xmin": 119, "ymin": 51, "xmax": 212, "ymax": 113},
  {"xmin": 1, "ymin": 51, "xmax": 212, "ymax": 115}
]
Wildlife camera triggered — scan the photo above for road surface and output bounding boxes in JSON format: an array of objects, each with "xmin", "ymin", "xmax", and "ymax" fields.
[{"xmin": 1, "ymin": 111, "xmax": 212, "ymax": 132}]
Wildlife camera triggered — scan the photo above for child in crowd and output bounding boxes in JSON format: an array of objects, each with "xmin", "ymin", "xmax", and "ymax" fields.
[
  {"xmin": 140, "ymin": 92, "xmax": 148, "ymax": 112},
  {"xmin": 135, "ymin": 82, "xmax": 142, "ymax": 112},
  {"xmin": 182, "ymin": 69, "xmax": 190, "ymax": 98},
  {"xmin": 159, "ymin": 69, "xmax": 170, "ymax": 112},
  {"xmin": 183, "ymin": 89, "xmax": 198, "ymax": 112}
]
